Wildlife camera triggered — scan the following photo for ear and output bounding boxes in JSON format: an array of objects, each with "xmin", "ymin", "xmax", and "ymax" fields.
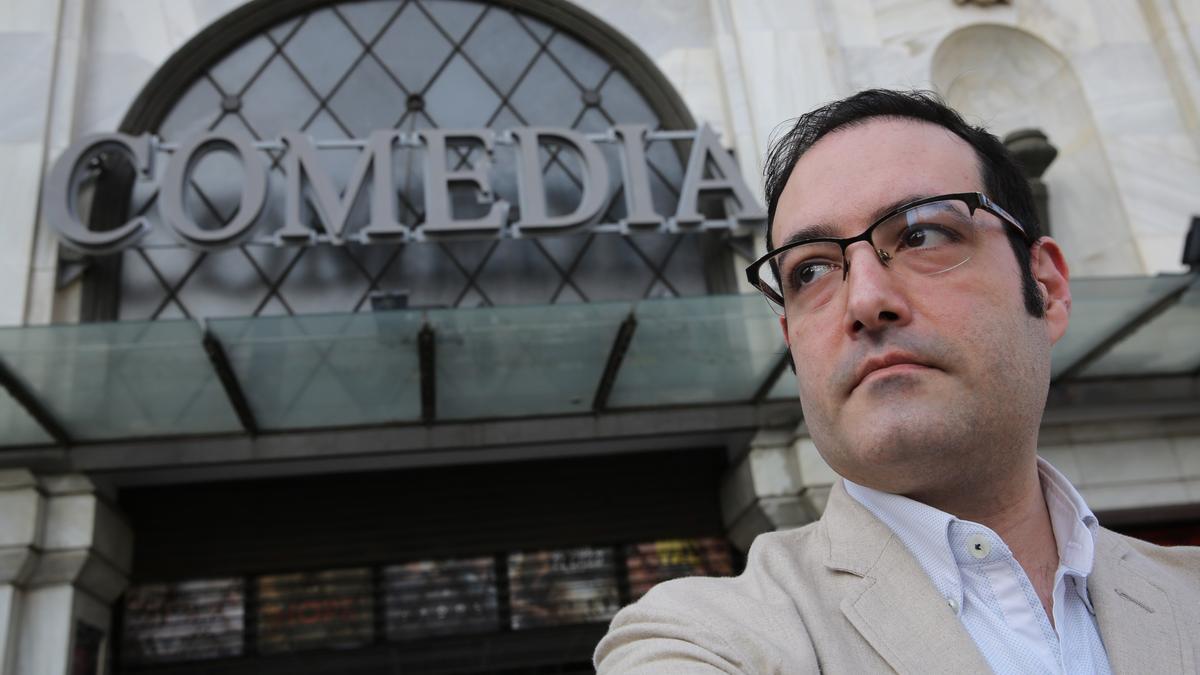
[
  {"xmin": 779, "ymin": 315, "xmax": 791, "ymax": 347},
  {"xmin": 1030, "ymin": 236, "xmax": 1071, "ymax": 344}
]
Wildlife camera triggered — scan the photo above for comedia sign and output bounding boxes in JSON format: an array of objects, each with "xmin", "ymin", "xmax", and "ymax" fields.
[{"xmin": 45, "ymin": 124, "xmax": 764, "ymax": 255}]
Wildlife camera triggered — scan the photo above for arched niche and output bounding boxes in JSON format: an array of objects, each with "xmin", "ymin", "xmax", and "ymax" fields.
[{"xmin": 932, "ymin": 23, "xmax": 1142, "ymax": 276}]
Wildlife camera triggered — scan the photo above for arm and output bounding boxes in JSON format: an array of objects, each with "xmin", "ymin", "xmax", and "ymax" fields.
[
  {"xmin": 594, "ymin": 578, "xmax": 821, "ymax": 674},
  {"xmin": 595, "ymin": 600, "xmax": 747, "ymax": 674}
]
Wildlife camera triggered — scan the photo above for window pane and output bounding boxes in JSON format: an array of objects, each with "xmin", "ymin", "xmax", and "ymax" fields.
[
  {"xmin": 0, "ymin": 320, "xmax": 240, "ymax": 440},
  {"xmin": 429, "ymin": 301, "xmax": 630, "ymax": 419},
  {"xmin": 607, "ymin": 294, "xmax": 781, "ymax": 407},
  {"xmin": 257, "ymin": 567, "xmax": 374, "ymax": 654},
  {"xmin": 1081, "ymin": 280, "xmax": 1200, "ymax": 377},
  {"xmin": 0, "ymin": 384, "xmax": 52, "ymax": 447},
  {"xmin": 384, "ymin": 557, "xmax": 499, "ymax": 640},
  {"xmin": 122, "ymin": 578, "xmax": 244, "ymax": 665},
  {"xmin": 209, "ymin": 311, "xmax": 424, "ymax": 430},
  {"xmin": 1050, "ymin": 275, "xmax": 1193, "ymax": 379},
  {"xmin": 625, "ymin": 538, "xmax": 734, "ymax": 601},
  {"xmin": 508, "ymin": 546, "xmax": 620, "ymax": 629}
]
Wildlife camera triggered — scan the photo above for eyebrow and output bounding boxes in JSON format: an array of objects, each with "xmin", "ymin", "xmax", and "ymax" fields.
[{"xmin": 778, "ymin": 192, "xmax": 937, "ymax": 248}]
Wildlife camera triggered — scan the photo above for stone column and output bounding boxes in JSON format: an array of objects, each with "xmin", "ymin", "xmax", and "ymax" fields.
[
  {"xmin": 719, "ymin": 426, "xmax": 837, "ymax": 552},
  {"xmin": 0, "ymin": 470, "xmax": 131, "ymax": 675},
  {"xmin": 0, "ymin": 471, "xmax": 41, "ymax": 675}
]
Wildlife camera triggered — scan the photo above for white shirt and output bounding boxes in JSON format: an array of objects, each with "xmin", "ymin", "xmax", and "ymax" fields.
[{"xmin": 844, "ymin": 458, "xmax": 1113, "ymax": 675}]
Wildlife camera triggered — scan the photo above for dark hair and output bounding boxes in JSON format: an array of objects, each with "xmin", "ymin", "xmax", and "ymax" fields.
[{"xmin": 764, "ymin": 89, "xmax": 1045, "ymax": 319}]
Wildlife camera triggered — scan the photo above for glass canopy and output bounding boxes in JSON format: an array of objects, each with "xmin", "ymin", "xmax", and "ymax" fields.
[
  {"xmin": 0, "ymin": 320, "xmax": 240, "ymax": 442},
  {"xmin": 208, "ymin": 312, "xmax": 426, "ymax": 430},
  {"xmin": 0, "ymin": 273, "xmax": 1196, "ymax": 448}
]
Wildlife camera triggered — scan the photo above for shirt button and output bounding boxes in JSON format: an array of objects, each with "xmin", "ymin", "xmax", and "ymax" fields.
[
  {"xmin": 967, "ymin": 534, "xmax": 990, "ymax": 559},
  {"xmin": 947, "ymin": 597, "xmax": 959, "ymax": 611}
]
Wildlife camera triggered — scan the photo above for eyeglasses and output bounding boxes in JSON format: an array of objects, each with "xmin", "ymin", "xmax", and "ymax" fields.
[{"xmin": 745, "ymin": 192, "xmax": 1032, "ymax": 316}]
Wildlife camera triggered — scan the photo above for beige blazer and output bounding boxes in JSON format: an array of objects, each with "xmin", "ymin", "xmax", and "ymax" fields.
[{"xmin": 595, "ymin": 480, "xmax": 1200, "ymax": 674}]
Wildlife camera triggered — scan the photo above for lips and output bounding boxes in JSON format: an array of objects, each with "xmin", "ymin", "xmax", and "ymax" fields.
[{"xmin": 851, "ymin": 352, "xmax": 935, "ymax": 391}]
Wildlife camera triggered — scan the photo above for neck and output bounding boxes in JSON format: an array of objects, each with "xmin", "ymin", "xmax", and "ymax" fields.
[
  {"xmin": 915, "ymin": 456, "xmax": 1043, "ymax": 529},
  {"xmin": 911, "ymin": 455, "xmax": 1061, "ymax": 623}
]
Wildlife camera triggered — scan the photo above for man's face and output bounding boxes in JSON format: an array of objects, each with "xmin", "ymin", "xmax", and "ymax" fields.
[{"xmin": 775, "ymin": 117, "xmax": 1069, "ymax": 497}]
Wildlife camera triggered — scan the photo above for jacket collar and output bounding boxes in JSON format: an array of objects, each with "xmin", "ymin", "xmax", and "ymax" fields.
[
  {"xmin": 1088, "ymin": 529, "xmax": 1186, "ymax": 673},
  {"xmin": 842, "ymin": 457, "xmax": 1100, "ymax": 611},
  {"xmin": 821, "ymin": 480, "xmax": 993, "ymax": 674},
  {"xmin": 823, "ymin": 480, "xmax": 1189, "ymax": 674}
]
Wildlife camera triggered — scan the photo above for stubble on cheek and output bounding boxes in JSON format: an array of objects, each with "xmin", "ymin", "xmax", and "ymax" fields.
[{"xmin": 792, "ymin": 336, "xmax": 976, "ymax": 488}]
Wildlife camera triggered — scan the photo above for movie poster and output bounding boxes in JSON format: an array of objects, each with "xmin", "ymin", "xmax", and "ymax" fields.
[
  {"xmin": 383, "ymin": 557, "xmax": 499, "ymax": 640},
  {"xmin": 122, "ymin": 578, "xmax": 244, "ymax": 664},
  {"xmin": 256, "ymin": 567, "xmax": 373, "ymax": 654},
  {"xmin": 625, "ymin": 538, "xmax": 734, "ymax": 600},
  {"xmin": 70, "ymin": 621, "xmax": 104, "ymax": 675},
  {"xmin": 508, "ymin": 546, "xmax": 620, "ymax": 629}
]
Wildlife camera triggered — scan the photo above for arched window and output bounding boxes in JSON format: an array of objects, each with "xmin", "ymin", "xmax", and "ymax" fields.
[{"xmin": 90, "ymin": 0, "xmax": 736, "ymax": 320}]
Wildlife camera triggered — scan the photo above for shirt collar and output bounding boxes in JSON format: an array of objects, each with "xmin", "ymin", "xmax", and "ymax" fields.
[
  {"xmin": 843, "ymin": 457, "xmax": 1099, "ymax": 608},
  {"xmin": 1037, "ymin": 456, "xmax": 1098, "ymax": 577}
]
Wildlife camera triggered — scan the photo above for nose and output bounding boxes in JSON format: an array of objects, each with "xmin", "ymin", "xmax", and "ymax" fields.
[{"xmin": 841, "ymin": 241, "xmax": 913, "ymax": 336}]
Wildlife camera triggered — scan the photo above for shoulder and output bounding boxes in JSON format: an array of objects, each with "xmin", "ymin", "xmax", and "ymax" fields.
[
  {"xmin": 1098, "ymin": 528, "xmax": 1200, "ymax": 589},
  {"xmin": 594, "ymin": 524, "xmax": 831, "ymax": 674}
]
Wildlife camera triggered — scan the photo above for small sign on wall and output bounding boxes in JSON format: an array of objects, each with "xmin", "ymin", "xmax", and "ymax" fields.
[{"xmin": 71, "ymin": 621, "xmax": 105, "ymax": 675}]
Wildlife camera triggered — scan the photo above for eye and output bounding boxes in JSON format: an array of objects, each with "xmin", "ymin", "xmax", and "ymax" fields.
[
  {"xmin": 788, "ymin": 259, "xmax": 839, "ymax": 290},
  {"xmin": 898, "ymin": 224, "xmax": 958, "ymax": 250}
]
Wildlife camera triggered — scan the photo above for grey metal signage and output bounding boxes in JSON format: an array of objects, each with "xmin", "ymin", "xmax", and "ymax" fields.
[{"xmin": 45, "ymin": 124, "xmax": 764, "ymax": 255}]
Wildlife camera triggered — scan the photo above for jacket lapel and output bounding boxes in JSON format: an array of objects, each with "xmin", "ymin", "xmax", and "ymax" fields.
[
  {"xmin": 1088, "ymin": 530, "xmax": 1184, "ymax": 674},
  {"xmin": 823, "ymin": 481, "xmax": 992, "ymax": 675}
]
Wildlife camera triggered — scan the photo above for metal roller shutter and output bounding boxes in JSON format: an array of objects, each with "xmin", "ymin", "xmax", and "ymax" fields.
[{"xmin": 116, "ymin": 448, "xmax": 735, "ymax": 674}]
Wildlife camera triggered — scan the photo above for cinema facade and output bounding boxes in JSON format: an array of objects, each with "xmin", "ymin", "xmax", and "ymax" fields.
[{"xmin": 1, "ymin": 1, "xmax": 1199, "ymax": 673}]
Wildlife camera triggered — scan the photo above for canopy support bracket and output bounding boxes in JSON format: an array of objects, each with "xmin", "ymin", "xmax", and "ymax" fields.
[
  {"xmin": 0, "ymin": 358, "xmax": 71, "ymax": 446},
  {"xmin": 202, "ymin": 331, "xmax": 259, "ymax": 435},
  {"xmin": 593, "ymin": 314, "xmax": 638, "ymax": 412},
  {"xmin": 752, "ymin": 351, "xmax": 791, "ymax": 403},
  {"xmin": 419, "ymin": 323, "xmax": 436, "ymax": 424}
]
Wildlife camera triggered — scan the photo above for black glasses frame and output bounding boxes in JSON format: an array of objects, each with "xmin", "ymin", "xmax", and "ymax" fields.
[{"xmin": 745, "ymin": 191, "xmax": 1033, "ymax": 307}]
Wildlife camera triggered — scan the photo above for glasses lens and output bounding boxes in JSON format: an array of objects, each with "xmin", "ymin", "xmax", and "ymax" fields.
[
  {"xmin": 766, "ymin": 241, "xmax": 843, "ymax": 314},
  {"xmin": 754, "ymin": 198, "xmax": 984, "ymax": 317},
  {"xmin": 752, "ymin": 259, "xmax": 786, "ymax": 315},
  {"xmin": 873, "ymin": 199, "xmax": 977, "ymax": 276}
]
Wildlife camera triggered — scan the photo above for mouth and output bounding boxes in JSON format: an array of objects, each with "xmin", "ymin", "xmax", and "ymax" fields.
[{"xmin": 851, "ymin": 352, "xmax": 936, "ymax": 392}]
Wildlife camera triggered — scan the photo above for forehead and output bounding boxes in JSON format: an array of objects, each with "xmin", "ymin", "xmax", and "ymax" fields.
[{"xmin": 774, "ymin": 117, "xmax": 984, "ymax": 240}]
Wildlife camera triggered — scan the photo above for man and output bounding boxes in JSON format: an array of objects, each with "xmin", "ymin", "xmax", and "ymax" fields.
[{"xmin": 594, "ymin": 90, "xmax": 1200, "ymax": 674}]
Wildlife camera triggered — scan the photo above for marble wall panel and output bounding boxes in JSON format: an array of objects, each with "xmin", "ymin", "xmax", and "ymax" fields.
[
  {"xmin": 828, "ymin": 0, "xmax": 882, "ymax": 48},
  {"xmin": 75, "ymin": 0, "xmax": 241, "ymax": 135},
  {"xmin": 0, "ymin": 10, "xmax": 60, "ymax": 326},
  {"xmin": 0, "ymin": 33, "xmax": 56, "ymax": 142},
  {"xmin": 1142, "ymin": 0, "xmax": 1200, "ymax": 146},
  {"xmin": 1091, "ymin": 0, "xmax": 1154, "ymax": 43},
  {"xmin": 1012, "ymin": 0, "xmax": 1100, "ymax": 54}
]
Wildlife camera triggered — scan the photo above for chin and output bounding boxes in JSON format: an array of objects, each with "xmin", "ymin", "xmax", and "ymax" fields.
[{"xmin": 818, "ymin": 412, "xmax": 972, "ymax": 492}]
